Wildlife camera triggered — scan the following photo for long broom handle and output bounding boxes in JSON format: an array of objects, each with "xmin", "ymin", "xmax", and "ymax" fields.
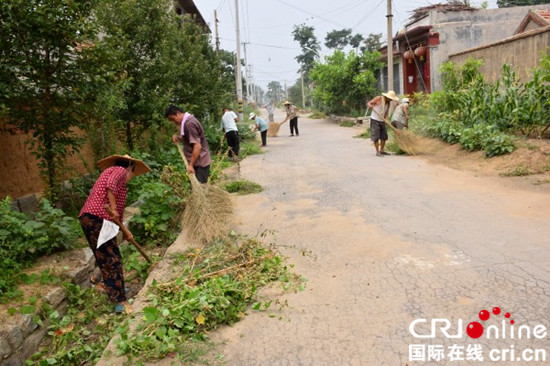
[
  {"xmin": 372, "ymin": 106, "xmax": 398, "ymax": 132},
  {"xmin": 104, "ymin": 205, "xmax": 152, "ymax": 263},
  {"xmin": 175, "ymin": 143, "xmax": 191, "ymax": 171}
]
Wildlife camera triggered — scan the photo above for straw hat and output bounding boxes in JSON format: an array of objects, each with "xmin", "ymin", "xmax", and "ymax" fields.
[
  {"xmin": 283, "ymin": 100, "xmax": 291, "ymax": 105},
  {"xmin": 249, "ymin": 112, "xmax": 256, "ymax": 119},
  {"xmin": 97, "ymin": 154, "xmax": 151, "ymax": 176},
  {"xmin": 382, "ymin": 90, "xmax": 399, "ymax": 101}
]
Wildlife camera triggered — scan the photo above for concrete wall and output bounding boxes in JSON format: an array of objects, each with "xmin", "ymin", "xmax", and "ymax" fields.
[
  {"xmin": 449, "ymin": 26, "xmax": 550, "ymax": 83},
  {"xmin": 404, "ymin": 5, "xmax": 549, "ymax": 91}
]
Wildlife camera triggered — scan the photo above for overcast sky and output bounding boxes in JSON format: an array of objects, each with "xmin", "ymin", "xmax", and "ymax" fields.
[{"xmin": 195, "ymin": 0, "xmax": 498, "ymax": 91}]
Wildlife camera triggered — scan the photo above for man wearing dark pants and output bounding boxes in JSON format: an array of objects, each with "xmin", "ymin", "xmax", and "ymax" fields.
[
  {"xmin": 284, "ymin": 100, "xmax": 299, "ymax": 137},
  {"xmin": 166, "ymin": 105, "xmax": 212, "ymax": 183},
  {"xmin": 221, "ymin": 107, "xmax": 240, "ymax": 161}
]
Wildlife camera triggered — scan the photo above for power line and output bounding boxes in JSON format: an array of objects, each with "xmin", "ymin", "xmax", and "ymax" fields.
[
  {"xmin": 350, "ymin": 0, "xmax": 386, "ymax": 30},
  {"xmin": 219, "ymin": 37, "xmax": 300, "ymax": 50},
  {"xmin": 274, "ymin": 0, "xmax": 348, "ymax": 28}
]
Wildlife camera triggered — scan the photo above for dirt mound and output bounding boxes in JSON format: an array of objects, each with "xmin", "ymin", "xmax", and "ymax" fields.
[{"xmin": 413, "ymin": 136, "xmax": 550, "ymax": 192}]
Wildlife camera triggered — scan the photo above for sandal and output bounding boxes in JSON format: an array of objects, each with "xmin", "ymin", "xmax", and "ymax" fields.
[{"xmin": 114, "ymin": 303, "xmax": 133, "ymax": 314}]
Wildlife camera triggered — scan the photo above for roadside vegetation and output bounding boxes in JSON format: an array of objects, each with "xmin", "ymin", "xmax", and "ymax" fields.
[{"xmin": 410, "ymin": 54, "xmax": 549, "ymax": 157}]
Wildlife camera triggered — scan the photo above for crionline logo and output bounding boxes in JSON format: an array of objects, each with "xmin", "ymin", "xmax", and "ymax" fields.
[{"xmin": 410, "ymin": 307, "xmax": 547, "ymax": 340}]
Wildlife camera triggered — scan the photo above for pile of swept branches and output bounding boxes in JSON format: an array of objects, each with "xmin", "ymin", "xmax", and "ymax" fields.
[{"xmin": 115, "ymin": 234, "xmax": 305, "ymax": 362}]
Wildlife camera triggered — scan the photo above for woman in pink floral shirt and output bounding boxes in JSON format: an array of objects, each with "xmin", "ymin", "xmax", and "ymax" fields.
[{"xmin": 79, "ymin": 155, "xmax": 150, "ymax": 313}]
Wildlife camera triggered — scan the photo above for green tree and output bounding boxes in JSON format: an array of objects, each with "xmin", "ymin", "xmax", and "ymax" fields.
[
  {"xmin": 0, "ymin": 0, "xmax": 104, "ymax": 198},
  {"xmin": 325, "ymin": 29, "xmax": 352, "ymax": 50},
  {"xmin": 349, "ymin": 34, "xmax": 364, "ymax": 50},
  {"xmin": 95, "ymin": 0, "xmax": 229, "ymax": 150},
  {"xmin": 266, "ymin": 81, "xmax": 283, "ymax": 104},
  {"xmin": 310, "ymin": 50, "xmax": 382, "ymax": 114},
  {"xmin": 361, "ymin": 33, "xmax": 383, "ymax": 53},
  {"xmin": 497, "ymin": 0, "xmax": 550, "ymax": 7},
  {"xmin": 292, "ymin": 24, "xmax": 320, "ymax": 83}
]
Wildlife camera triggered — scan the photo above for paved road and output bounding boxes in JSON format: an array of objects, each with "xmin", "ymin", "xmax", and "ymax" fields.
[{"xmin": 214, "ymin": 111, "xmax": 550, "ymax": 365}]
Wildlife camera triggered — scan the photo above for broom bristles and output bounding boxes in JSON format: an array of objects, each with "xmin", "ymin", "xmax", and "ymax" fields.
[
  {"xmin": 183, "ymin": 174, "xmax": 233, "ymax": 245},
  {"xmin": 267, "ymin": 120, "xmax": 287, "ymax": 137},
  {"xmin": 393, "ymin": 129, "xmax": 419, "ymax": 155}
]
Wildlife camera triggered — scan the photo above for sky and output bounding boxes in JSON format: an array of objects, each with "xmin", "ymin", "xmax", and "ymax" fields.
[{"xmin": 194, "ymin": 0, "xmax": 498, "ymax": 92}]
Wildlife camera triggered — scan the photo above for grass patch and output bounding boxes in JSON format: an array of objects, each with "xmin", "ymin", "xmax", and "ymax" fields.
[
  {"xmin": 239, "ymin": 140, "xmax": 263, "ymax": 159},
  {"xmin": 308, "ymin": 111, "xmax": 326, "ymax": 119},
  {"xmin": 354, "ymin": 128, "xmax": 371, "ymax": 139},
  {"xmin": 500, "ymin": 164, "xmax": 533, "ymax": 177},
  {"xmin": 339, "ymin": 121, "xmax": 355, "ymax": 127},
  {"xmin": 224, "ymin": 180, "xmax": 263, "ymax": 195}
]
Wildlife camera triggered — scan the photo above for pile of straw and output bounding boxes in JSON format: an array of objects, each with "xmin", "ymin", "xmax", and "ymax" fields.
[
  {"xmin": 267, "ymin": 119, "xmax": 288, "ymax": 137},
  {"xmin": 177, "ymin": 145, "xmax": 233, "ymax": 245}
]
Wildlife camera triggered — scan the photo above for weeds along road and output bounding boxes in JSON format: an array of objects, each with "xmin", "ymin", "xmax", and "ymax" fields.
[{"xmin": 216, "ymin": 110, "xmax": 550, "ymax": 366}]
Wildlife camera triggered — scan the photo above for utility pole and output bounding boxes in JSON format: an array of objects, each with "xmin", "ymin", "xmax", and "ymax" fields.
[
  {"xmin": 234, "ymin": 0, "xmax": 243, "ymax": 120},
  {"xmin": 243, "ymin": 42, "xmax": 250, "ymax": 105},
  {"xmin": 387, "ymin": 0, "xmax": 393, "ymax": 92},
  {"xmin": 214, "ymin": 10, "xmax": 220, "ymax": 55},
  {"xmin": 301, "ymin": 72, "xmax": 305, "ymax": 108}
]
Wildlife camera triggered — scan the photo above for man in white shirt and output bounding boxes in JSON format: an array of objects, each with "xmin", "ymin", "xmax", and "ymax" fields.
[{"xmin": 221, "ymin": 107, "xmax": 240, "ymax": 161}]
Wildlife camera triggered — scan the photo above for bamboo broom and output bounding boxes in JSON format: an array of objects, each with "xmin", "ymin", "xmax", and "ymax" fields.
[
  {"xmin": 267, "ymin": 117, "xmax": 289, "ymax": 137},
  {"xmin": 176, "ymin": 144, "xmax": 233, "ymax": 245}
]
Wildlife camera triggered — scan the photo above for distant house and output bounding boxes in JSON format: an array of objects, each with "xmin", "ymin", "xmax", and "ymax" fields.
[
  {"xmin": 377, "ymin": 4, "xmax": 549, "ymax": 95},
  {"xmin": 173, "ymin": 0, "xmax": 210, "ymax": 33}
]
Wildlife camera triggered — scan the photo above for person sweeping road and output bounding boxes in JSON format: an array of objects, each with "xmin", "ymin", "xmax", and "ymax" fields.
[
  {"xmin": 284, "ymin": 100, "xmax": 300, "ymax": 137},
  {"xmin": 166, "ymin": 105, "xmax": 212, "ymax": 183},
  {"xmin": 391, "ymin": 97, "xmax": 410, "ymax": 130},
  {"xmin": 221, "ymin": 107, "xmax": 240, "ymax": 162},
  {"xmin": 367, "ymin": 90, "xmax": 399, "ymax": 157},
  {"xmin": 166, "ymin": 105, "xmax": 233, "ymax": 244},
  {"xmin": 250, "ymin": 112, "xmax": 268, "ymax": 147},
  {"xmin": 79, "ymin": 154, "xmax": 150, "ymax": 314}
]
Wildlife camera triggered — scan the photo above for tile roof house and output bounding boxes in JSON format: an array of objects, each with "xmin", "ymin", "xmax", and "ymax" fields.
[
  {"xmin": 515, "ymin": 8, "xmax": 550, "ymax": 34},
  {"xmin": 378, "ymin": 4, "xmax": 550, "ymax": 95}
]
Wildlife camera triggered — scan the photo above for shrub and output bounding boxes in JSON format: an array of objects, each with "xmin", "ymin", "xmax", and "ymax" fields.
[
  {"xmin": 0, "ymin": 197, "xmax": 80, "ymax": 300},
  {"xmin": 130, "ymin": 181, "xmax": 182, "ymax": 243}
]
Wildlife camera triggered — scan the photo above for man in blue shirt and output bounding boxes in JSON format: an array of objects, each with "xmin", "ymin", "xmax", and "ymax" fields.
[{"xmin": 250, "ymin": 112, "xmax": 268, "ymax": 147}]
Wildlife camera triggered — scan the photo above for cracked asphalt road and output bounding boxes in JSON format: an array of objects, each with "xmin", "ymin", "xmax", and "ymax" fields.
[{"xmin": 214, "ymin": 111, "xmax": 550, "ymax": 365}]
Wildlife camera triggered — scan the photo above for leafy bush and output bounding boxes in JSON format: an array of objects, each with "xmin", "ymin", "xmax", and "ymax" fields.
[
  {"xmin": 459, "ymin": 124, "xmax": 496, "ymax": 151},
  {"xmin": 482, "ymin": 132, "xmax": 516, "ymax": 157},
  {"xmin": 0, "ymin": 197, "xmax": 80, "ymax": 300},
  {"xmin": 130, "ymin": 181, "xmax": 182, "ymax": 243}
]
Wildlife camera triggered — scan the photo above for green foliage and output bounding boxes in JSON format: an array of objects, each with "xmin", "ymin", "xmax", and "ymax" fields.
[
  {"xmin": 0, "ymin": 197, "xmax": 80, "ymax": 301},
  {"xmin": 130, "ymin": 181, "xmax": 182, "ymax": 243},
  {"xmin": 224, "ymin": 180, "xmax": 263, "ymax": 195},
  {"xmin": 292, "ymin": 24, "xmax": 320, "ymax": 82},
  {"xmin": 325, "ymin": 28, "xmax": 353, "ymax": 50},
  {"xmin": 28, "ymin": 284, "xmax": 118, "ymax": 365},
  {"xmin": 309, "ymin": 111, "xmax": 327, "ymax": 119},
  {"xmin": 115, "ymin": 235, "xmax": 302, "ymax": 362},
  {"xmin": 266, "ymin": 81, "xmax": 283, "ymax": 104},
  {"xmin": 339, "ymin": 121, "xmax": 355, "ymax": 127},
  {"xmin": 310, "ymin": 50, "xmax": 382, "ymax": 114},
  {"xmin": 497, "ymin": 0, "xmax": 550, "ymax": 8},
  {"xmin": 0, "ymin": 0, "xmax": 105, "ymax": 199},
  {"xmin": 416, "ymin": 55, "xmax": 549, "ymax": 156}
]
